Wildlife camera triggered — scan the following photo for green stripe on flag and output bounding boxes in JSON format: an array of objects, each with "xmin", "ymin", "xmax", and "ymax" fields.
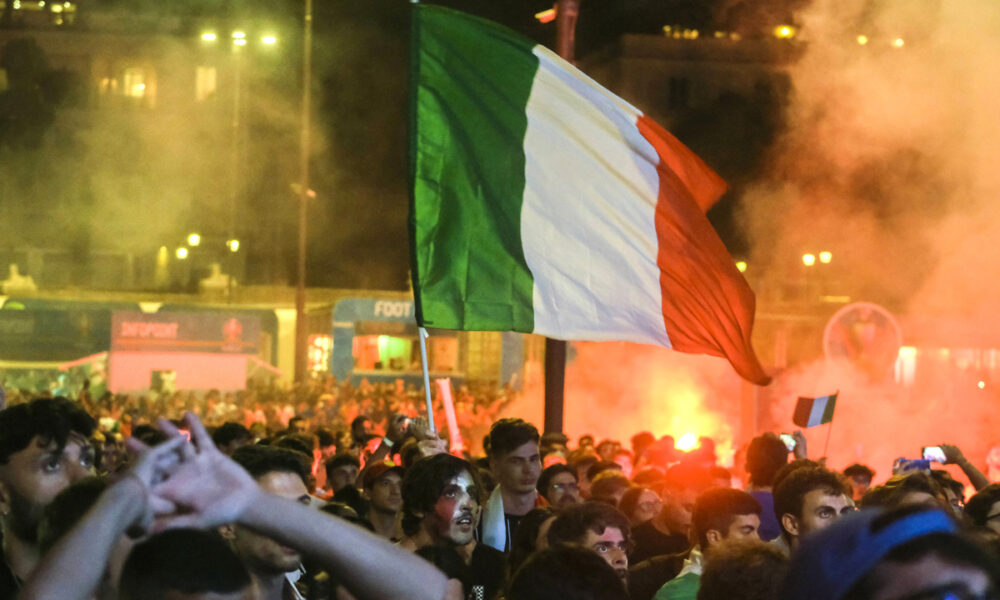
[
  {"xmin": 821, "ymin": 394, "xmax": 837, "ymax": 425},
  {"xmin": 410, "ymin": 5, "xmax": 539, "ymax": 331}
]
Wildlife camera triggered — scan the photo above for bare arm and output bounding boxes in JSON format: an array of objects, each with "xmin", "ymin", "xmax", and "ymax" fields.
[
  {"xmin": 17, "ymin": 437, "xmax": 185, "ymax": 600},
  {"xmin": 941, "ymin": 444, "xmax": 989, "ymax": 491},
  {"xmin": 154, "ymin": 413, "xmax": 453, "ymax": 600}
]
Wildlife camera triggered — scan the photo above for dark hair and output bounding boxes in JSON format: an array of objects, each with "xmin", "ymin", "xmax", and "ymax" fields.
[
  {"xmin": 547, "ymin": 501, "xmax": 631, "ymax": 549},
  {"xmin": 860, "ymin": 472, "xmax": 944, "ymax": 510},
  {"xmin": 273, "ymin": 433, "xmax": 314, "ymax": 458},
  {"xmin": 632, "ymin": 468, "xmax": 666, "ymax": 489},
  {"xmin": 692, "ymin": 488, "xmax": 762, "ymax": 549},
  {"xmin": 538, "ymin": 464, "xmax": 577, "ymax": 499},
  {"xmin": 507, "ymin": 507, "xmax": 558, "ymax": 578},
  {"xmin": 325, "ymin": 453, "xmax": 361, "ymax": 481},
  {"xmin": 843, "ymin": 463, "xmax": 875, "ymax": 482},
  {"xmin": 316, "ymin": 428, "xmax": 336, "ymax": 448},
  {"xmin": 488, "ymin": 418, "xmax": 539, "ymax": 459},
  {"xmin": 0, "ymin": 397, "xmax": 95, "ymax": 464},
  {"xmin": 211, "ymin": 422, "xmax": 251, "ymax": 448},
  {"xmin": 697, "ymin": 539, "xmax": 788, "ymax": 600},
  {"xmin": 119, "ymin": 529, "xmax": 251, "ymax": 600},
  {"xmin": 37, "ymin": 477, "xmax": 107, "ymax": 554},
  {"xmin": 506, "ymin": 544, "xmax": 629, "ymax": 600},
  {"xmin": 401, "ymin": 454, "xmax": 482, "ymax": 537},
  {"xmin": 350, "ymin": 416, "xmax": 370, "ymax": 442},
  {"xmin": 774, "ymin": 466, "xmax": 851, "ymax": 541},
  {"xmin": 619, "ymin": 486, "xmax": 656, "ymax": 523},
  {"xmin": 569, "ymin": 454, "xmax": 599, "ymax": 476},
  {"xmin": 773, "ymin": 458, "xmax": 821, "ymax": 490},
  {"xmin": 708, "ymin": 466, "xmax": 732, "ymax": 483},
  {"xmin": 586, "ymin": 460, "xmax": 621, "ymax": 482},
  {"xmin": 231, "ymin": 445, "xmax": 311, "ymax": 488},
  {"xmin": 967, "ymin": 484, "xmax": 1000, "ymax": 527},
  {"xmin": 131, "ymin": 424, "xmax": 168, "ymax": 447},
  {"xmin": 541, "ymin": 432, "xmax": 569, "ymax": 448},
  {"xmin": 929, "ymin": 469, "xmax": 965, "ymax": 499},
  {"xmin": 631, "ymin": 431, "xmax": 656, "ymax": 453},
  {"xmin": 589, "ymin": 472, "xmax": 631, "ymax": 506},
  {"xmin": 744, "ymin": 434, "xmax": 789, "ymax": 487}
]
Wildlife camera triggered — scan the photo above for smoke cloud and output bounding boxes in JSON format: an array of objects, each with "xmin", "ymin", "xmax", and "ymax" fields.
[{"xmin": 508, "ymin": 0, "xmax": 1000, "ymax": 485}]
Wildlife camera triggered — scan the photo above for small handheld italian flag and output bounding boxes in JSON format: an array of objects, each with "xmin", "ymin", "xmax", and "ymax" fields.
[
  {"xmin": 409, "ymin": 5, "xmax": 770, "ymax": 385},
  {"xmin": 792, "ymin": 393, "xmax": 838, "ymax": 428}
]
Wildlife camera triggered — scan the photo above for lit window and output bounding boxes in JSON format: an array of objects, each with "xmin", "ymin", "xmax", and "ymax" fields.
[
  {"xmin": 195, "ymin": 66, "xmax": 217, "ymax": 101},
  {"xmin": 123, "ymin": 68, "xmax": 146, "ymax": 98}
]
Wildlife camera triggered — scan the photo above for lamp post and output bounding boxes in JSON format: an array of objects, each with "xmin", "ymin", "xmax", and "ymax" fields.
[{"xmin": 294, "ymin": 0, "xmax": 313, "ymax": 384}]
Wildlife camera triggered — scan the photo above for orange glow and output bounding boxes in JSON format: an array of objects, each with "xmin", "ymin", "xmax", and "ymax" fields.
[
  {"xmin": 676, "ymin": 432, "xmax": 698, "ymax": 451},
  {"xmin": 802, "ymin": 253, "xmax": 816, "ymax": 266},
  {"xmin": 535, "ymin": 8, "xmax": 556, "ymax": 24}
]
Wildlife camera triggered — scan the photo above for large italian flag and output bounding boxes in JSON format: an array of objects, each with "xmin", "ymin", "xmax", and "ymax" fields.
[{"xmin": 409, "ymin": 5, "xmax": 770, "ymax": 385}]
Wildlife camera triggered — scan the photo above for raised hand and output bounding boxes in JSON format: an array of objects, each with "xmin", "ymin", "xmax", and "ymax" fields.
[{"xmin": 148, "ymin": 412, "xmax": 262, "ymax": 531}]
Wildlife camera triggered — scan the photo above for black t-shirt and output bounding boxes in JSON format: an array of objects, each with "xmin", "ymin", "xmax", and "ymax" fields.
[
  {"xmin": 469, "ymin": 543, "xmax": 505, "ymax": 600},
  {"xmin": 628, "ymin": 521, "xmax": 689, "ymax": 565},
  {"xmin": 0, "ymin": 556, "xmax": 20, "ymax": 599}
]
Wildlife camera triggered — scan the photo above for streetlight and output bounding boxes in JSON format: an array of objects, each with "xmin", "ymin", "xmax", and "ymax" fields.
[
  {"xmin": 736, "ymin": 260, "xmax": 748, "ymax": 273},
  {"xmin": 176, "ymin": 247, "xmax": 189, "ymax": 260},
  {"xmin": 227, "ymin": 239, "xmax": 240, "ymax": 252},
  {"xmin": 819, "ymin": 251, "xmax": 832, "ymax": 264},
  {"xmin": 261, "ymin": 35, "xmax": 277, "ymax": 45},
  {"xmin": 201, "ymin": 32, "xmax": 217, "ymax": 42},
  {"xmin": 892, "ymin": 38, "xmax": 905, "ymax": 48},
  {"xmin": 802, "ymin": 253, "xmax": 816, "ymax": 267},
  {"xmin": 857, "ymin": 34, "xmax": 869, "ymax": 45},
  {"xmin": 188, "ymin": 233, "xmax": 201, "ymax": 247}
]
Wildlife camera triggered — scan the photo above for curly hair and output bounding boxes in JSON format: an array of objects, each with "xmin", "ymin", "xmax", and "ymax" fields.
[{"xmin": 697, "ymin": 539, "xmax": 788, "ymax": 600}]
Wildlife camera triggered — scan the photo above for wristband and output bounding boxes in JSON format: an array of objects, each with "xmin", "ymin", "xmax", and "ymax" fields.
[{"xmin": 382, "ymin": 436, "xmax": 395, "ymax": 448}]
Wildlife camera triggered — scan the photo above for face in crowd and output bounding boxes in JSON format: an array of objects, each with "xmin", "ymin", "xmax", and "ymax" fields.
[
  {"xmin": 581, "ymin": 525, "xmax": 629, "ymax": 583},
  {"xmin": 545, "ymin": 471, "xmax": 581, "ymax": 507},
  {"xmin": 631, "ymin": 489, "xmax": 662, "ymax": 524},
  {"xmin": 368, "ymin": 471, "xmax": 404, "ymax": 515},
  {"xmin": 783, "ymin": 487, "xmax": 855, "ymax": 546},
  {"xmin": 427, "ymin": 470, "xmax": 480, "ymax": 546},
  {"xmin": 660, "ymin": 486, "xmax": 699, "ymax": 537},
  {"xmin": 0, "ymin": 432, "xmax": 96, "ymax": 541},
  {"xmin": 230, "ymin": 470, "xmax": 313, "ymax": 575},
  {"xmin": 492, "ymin": 440, "xmax": 541, "ymax": 496}
]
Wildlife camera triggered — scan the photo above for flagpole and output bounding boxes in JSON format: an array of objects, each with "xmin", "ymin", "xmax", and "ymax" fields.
[
  {"xmin": 542, "ymin": 0, "xmax": 582, "ymax": 436},
  {"xmin": 823, "ymin": 419, "xmax": 834, "ymax": 459},
  {"xmin": 418, "ymin": 326, "xmax": 436, "ymax": 434},
  {"xmin": 822, "ymin": 390, "xmax": 839, "ymax": 459}
]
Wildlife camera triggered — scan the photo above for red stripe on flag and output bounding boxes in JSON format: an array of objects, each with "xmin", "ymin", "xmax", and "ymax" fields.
[
  {"xmin": 636, "ymin": 116, "xmax": 727, "ymax": 213},
  {"xmin": 636, "ymin": 114, "xmax": 771, "ymax": 385}
]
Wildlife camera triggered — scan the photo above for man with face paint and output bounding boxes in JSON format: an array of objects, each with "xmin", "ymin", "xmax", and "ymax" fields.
[
  {"xmin": 402, "ymin": 453, "xmax": 506, "ymax": 600},
  {"xmin": 0, "ymin": 397, "xmax": 96, "ymax": 594}
]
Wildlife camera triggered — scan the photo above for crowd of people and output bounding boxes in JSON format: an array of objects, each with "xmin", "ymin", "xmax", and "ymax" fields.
[
  {"xmin": 0, "ymin": 374, "xmax": 515, "ymax": 460},
  {"xmin": 1, "ymin": 390, "xmax": 1000, "ymax": 600}
]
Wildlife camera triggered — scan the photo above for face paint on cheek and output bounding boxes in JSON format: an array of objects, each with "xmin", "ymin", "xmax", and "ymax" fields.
[{"xmin": 434, "ymin": 496, "xmax": 460, "ymax": 536}]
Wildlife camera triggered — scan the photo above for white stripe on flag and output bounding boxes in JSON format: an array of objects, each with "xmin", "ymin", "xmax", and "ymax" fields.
[
  {"xmin": 807, "ymin": 395, "xmax": 830, "ymax": 427},
  {"xmin": 520, "ymin": 46, "xmax": 670, "ymax": 347}
]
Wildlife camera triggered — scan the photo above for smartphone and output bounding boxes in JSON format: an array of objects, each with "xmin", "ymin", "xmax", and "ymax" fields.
[
  {"xmin": 893, "ymin": 458, "xmax": 931, "ymax": 474},
  {"xmin": 779, "ymin": 433, "xmax": 797, "ymax": 452},
  {"xmin": 922, "ymin": 446, "xmax": 947, "ymax": 463}
]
